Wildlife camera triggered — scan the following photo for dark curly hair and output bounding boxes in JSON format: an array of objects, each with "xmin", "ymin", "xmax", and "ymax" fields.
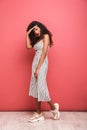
[{"xmin": 26, "ymin": 21, "xmax": 53, "ymax": 47}]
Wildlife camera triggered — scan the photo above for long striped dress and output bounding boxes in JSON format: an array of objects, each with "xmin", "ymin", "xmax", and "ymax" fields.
[{"xmin": 29, "ymin": 39, "xmax": 51, "ymax": 101}]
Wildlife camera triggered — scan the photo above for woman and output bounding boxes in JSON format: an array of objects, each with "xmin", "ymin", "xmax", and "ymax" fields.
[{"xmin": 26, "ymin": 21, "xmax": 60, "ymax": 123}]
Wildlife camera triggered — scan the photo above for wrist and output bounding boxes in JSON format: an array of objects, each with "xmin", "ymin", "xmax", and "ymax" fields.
[{"xmin": 36, "ymin": 67, "xmax": 39, "ymax": 71}]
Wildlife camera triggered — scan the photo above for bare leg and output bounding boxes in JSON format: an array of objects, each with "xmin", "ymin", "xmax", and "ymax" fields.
[
  {"xmin": 47, "ymin": 100, "xmax": 60, "ymax": 120},
  {"xmin": 36, "ymin": 98, "xmax": 41, "ymax": 114},
  {"xmin": 47, "ymin": 100, "xmax": 55, "ymax": 110}
]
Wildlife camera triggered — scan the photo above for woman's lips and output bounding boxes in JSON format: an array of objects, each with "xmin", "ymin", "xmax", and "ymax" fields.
[{"xmin": 35, "ymin": 33, "xmax": 39, "ymax": 37}]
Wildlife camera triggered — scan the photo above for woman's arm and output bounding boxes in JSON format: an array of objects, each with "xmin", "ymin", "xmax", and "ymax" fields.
[
  {"xmin": 26, "ymin": 33, "xmax": 32, "ymax": 49},
  {"xmin": 35, "ymin": 34, "xmax": 50, "ymax": 71},
  {"xmin": 26, "ymin": 25, "xmax": 37, "ymax": 49}
]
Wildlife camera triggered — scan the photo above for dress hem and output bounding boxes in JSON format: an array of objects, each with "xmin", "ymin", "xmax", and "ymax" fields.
[{"xmin": 29, "ymin": 95, "xmax": 51, "ymax": 102}]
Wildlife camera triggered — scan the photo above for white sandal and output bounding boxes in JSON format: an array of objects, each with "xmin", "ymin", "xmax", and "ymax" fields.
[
  {"xmin": 51, "ymin": 103, "xmax": 60, "ymax": 120},
  {"xmin": 28, "ymin": 112, "xmax": 44, "ymax": 123}
]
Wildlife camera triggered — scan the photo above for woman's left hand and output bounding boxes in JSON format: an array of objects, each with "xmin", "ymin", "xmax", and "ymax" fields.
[{"xmin": 34, "ymin": 69, "xmax": 39, "ymax": 79}]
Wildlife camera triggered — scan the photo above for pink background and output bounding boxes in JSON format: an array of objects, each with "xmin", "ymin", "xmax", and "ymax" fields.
[{"xmin": 0, "ymin": 0, "xmax": 87, "ymax": 111}]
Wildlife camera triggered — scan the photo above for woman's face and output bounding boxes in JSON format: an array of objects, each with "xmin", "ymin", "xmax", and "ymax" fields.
[{"xmin": 33, "ymin": 25, "xmax": 41, "ymax": 37}]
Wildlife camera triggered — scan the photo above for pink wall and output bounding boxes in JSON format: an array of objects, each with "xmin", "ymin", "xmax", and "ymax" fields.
[{"xmin": 0, "ymin": 0, "xmax": 87, "ymax": 111}]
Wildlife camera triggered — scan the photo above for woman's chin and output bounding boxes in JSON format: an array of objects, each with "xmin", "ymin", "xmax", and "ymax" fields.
[{"xmin": 36, "ymin": 34, "xmax": 40, "ymax": 37}]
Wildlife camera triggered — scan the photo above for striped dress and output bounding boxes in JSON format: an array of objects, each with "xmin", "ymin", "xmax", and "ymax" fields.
[{"xmin": 29, "ymin": 39, "xmax": 51, "ymax": 101}]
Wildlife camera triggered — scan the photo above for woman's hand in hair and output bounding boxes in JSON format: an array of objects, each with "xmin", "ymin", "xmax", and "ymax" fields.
[{"xmin": 27, "ymin": 25, "xmax": 37, "ymax": 35}]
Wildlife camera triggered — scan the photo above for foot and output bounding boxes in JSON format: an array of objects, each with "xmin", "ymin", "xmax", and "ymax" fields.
[
  {"xmin": 28, "ymin": 112, "xmax": 44, "ymax": 123},
  {"xmin": 51, "ymin": 103, "xmax": 60, "ymax": 120}
]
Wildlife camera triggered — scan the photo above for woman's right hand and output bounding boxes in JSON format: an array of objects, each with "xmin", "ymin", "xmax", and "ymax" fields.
[{"xmin": 27, "ymin": 25, "xmax": 37, "ymax": 35}]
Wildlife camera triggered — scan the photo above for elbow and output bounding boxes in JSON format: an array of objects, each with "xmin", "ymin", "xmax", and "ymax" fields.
[
  {"xmin": 26, "ymin": 46, "xmax": 29, "ymax": 49},
  {"xmin": 26, "ymin": 47, "xmax": 29, "ymax": 49},
  {"xmin": 26, "ymin": 45, "xmax": 32, "ymax": 49}
]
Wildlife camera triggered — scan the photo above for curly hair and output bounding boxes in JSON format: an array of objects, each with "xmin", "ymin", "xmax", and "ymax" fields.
[{"xmin": 26, "ymin": 21, "xmax": 53, "ymax": 47}]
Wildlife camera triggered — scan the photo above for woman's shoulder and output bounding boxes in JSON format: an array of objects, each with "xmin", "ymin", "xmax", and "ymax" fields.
[
  {"xmin": 43, "ymin": 34, "xmax": 50, "ymax": 38},
  {"xmin": 39, "ymin": 34, "xmax": 49, "ymax": 43},
  {"xmin": 43, "ymin": 34, "xmax": 50, "ymax": 44}
]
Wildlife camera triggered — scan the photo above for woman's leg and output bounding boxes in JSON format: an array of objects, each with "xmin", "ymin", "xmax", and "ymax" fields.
[
  {"xmin": 36, "ymin": 98, "xmax": 41, "ymax": 114},
  {"xmin": 47, "ymin": 100, "xmax": 60, "ymax": 120},
  {"xmin": 47, "ymin": 100, "xmax": 55, "ymax": 110},
  {"xmin": 28, "ymin": 99, "xmax": 43, "ymax": 122}
]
